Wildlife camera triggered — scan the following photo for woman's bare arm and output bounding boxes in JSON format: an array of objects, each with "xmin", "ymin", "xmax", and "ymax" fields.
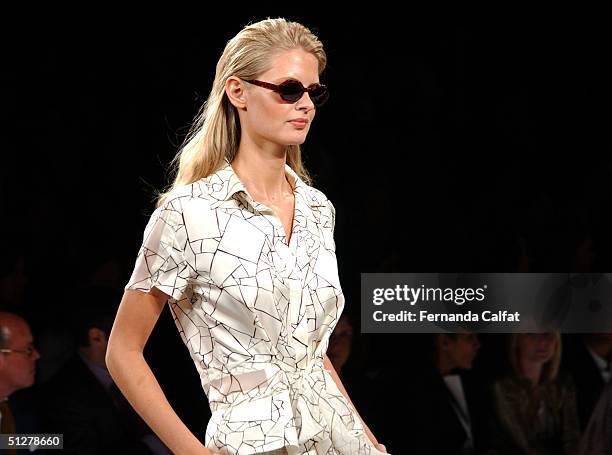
[{"xmin": 106, "ymin": 288, "xmax": 215, "ymax": 455}]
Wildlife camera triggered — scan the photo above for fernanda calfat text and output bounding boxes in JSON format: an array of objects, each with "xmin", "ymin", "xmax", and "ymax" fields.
[{"xmin": 373, "ymin": 310, "xmax": 521, "ymax": 322}]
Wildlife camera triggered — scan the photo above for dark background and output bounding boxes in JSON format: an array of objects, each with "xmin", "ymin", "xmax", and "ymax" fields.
[{"xmin": 1, "ymin": 11, "xmax": 610, "ymax": 452}]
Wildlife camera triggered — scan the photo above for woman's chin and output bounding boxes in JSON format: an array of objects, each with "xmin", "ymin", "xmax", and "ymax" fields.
[
  {"xmin": 285, "ymin": 139, "xmax": 307, "ymax": 146},
  {"xmin": 285, "ymin": 134, "xmax": 306, "ymax": 145},
  {"xmin": 281, "ymin": 130, "xmax": 309, "ymax": 145}
]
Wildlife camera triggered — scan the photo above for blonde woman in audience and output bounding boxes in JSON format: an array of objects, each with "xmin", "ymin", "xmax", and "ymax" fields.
[{"xmin": 488, "ymin": 333, "xmax": 580, "ymax": 455}]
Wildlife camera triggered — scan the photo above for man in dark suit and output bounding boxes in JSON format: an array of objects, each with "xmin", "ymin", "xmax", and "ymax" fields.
[
  {"xmin": 378, "ymin": 333, "xmax": 491, "ymax": 454},
  {"xmin": 562, "ymin": 333, "xmax": 612, "ymax": 430},
  {"xmin": 41, "ymin": 286, "xmax": 171, "ymax": 454}
]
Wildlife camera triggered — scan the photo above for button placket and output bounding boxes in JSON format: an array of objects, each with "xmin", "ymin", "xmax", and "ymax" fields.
[
  {"xmin": 288, "ymin": 278, "xmax": 302, "ymax": 329},
  {"xmin": 288, "ymin": 251, "xmax": 310, "ymax": 371},
  {"xmin": 242, "ymin": 182, "xmax": 310, "ymax": 370},
  {"xmin": 287, "ymin": 219, "xmax": 303, "ymax": 325}
]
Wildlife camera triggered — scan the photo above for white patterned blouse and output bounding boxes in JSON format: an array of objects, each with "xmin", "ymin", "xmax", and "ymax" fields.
[{"xmin": 125, "ymin": 159, "xmax": 387, "ymax": 455}]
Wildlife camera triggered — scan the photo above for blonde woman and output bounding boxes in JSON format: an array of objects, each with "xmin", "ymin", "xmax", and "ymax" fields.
[
  {"xmin": 488, "ymin": 333, "xmax": 580, "ymax": 455},
  {"xmin": 105, "ymin": 18, "xmax": 388, "ymax": 455}
]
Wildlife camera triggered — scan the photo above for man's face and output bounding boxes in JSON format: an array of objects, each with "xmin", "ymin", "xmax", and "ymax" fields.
[
  {"xmin": 446, "ymin": 333, "xmax": 481, "ymax": 370},
  {"xmin": 0, "ymin": 319, "xmax": 40, "ymax": 393}
]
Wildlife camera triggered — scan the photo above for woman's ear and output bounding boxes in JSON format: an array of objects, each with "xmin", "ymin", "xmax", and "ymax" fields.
[{"xmin": 225, "ymin": 77, "xmax": 247, "ymax": 109}]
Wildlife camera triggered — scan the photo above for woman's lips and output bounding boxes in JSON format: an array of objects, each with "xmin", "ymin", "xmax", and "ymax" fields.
[{"xmin": 289, "ymin": 120, "xmax": 308, "ymax": 128}]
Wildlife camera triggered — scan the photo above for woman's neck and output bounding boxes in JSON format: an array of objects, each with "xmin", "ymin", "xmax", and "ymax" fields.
[
  {"xmin": 231, "ymin": 148, "xmax": 291, "ymax": 201},
  {"xmin": 520, "ymin": 359, "xmax": 543, "ymax": 386}
]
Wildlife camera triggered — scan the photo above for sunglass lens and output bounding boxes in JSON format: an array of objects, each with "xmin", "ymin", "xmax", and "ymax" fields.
[
  {"xmin": 279, "ymin": 80, "xmax": 305, "ymax": 102},
  {"xmin": 278, "ymin": 80, "xmax": 329, "ymax": 106},
  {"xmin": 314, "ymin": 87, "xmax": 329, "ymax": 106},
  {"xmin": 310, "ymin": 85, "xmax": 329, "ymax": 107}
]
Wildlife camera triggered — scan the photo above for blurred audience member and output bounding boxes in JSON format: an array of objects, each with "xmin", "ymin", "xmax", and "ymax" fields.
[
  {"xmin": 0, "ymin": 311, "xmax": 42, "ymax": 453},
  {"xmin": 328, "ymin": 313, "xmax": 354, "ymax": 377},
  {"xmin": 576, "ymin": 382, "xmax": 612, "ymax": 455},
  {"xmin": 575, "ymin": 379, "xmax": 612, "ymax": 455},
  {"xmin": 563, "ymin": 332, "xmax": 612, "ymax": 431},
  {"xmin": 42, "ymin": 286, "xmax": 171, "ymax": 454},
  {"xmin": 488, "ymin": 333, "xmax": 579, "ymax": 455},
  {"xmin": 383, "ymin": 332, "xmax": 488, "ymax": 454}
]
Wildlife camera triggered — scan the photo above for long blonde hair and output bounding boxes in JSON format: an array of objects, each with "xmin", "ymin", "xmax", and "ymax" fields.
[{"xmin": 156, "ymin": 18, "xmax": 327, "ymax": 207}]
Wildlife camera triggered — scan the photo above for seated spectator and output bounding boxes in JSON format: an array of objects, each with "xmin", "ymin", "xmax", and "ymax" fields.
[
  {"xmin": 382, "ymin": 332, "xmax": 488, "ymax": 454},
  {"xmin": 488, "ymin": 333, "xmax": 579, "ymax": 455},
  {"xmin": 327, "ymin": 313, "xmax": 354, "ymax": 378},
  {"xmin": 0, "ymin": 311, "xmax": 42, "ymax": 453},
  {"xmin": 575, "ymin": 378, "xmax": 612, "ymax": 454},
  {"xmin": 41, "ymin": 286, "xmax": 171, "ymax": 454},
  {"xmin": 562, "ymin": 332, "xmax": 612, "ymax": 430}
]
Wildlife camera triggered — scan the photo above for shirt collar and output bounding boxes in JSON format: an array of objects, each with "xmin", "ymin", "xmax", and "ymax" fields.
[
  {"xmin": 205, "ymin": 158, "xmax": 313, "ymax": 209},
  {"xmin": 587, "ymin": 346, "xmax": 611, "ymax": 371}
]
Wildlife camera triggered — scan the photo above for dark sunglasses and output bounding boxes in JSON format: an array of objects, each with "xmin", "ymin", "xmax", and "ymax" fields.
[{"xmin": 243, "ymin": 79, "xmax": 329, "ymax": 107}]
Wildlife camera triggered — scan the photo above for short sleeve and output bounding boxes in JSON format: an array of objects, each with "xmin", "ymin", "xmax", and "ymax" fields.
[
  {"xmin": 327, "ymin": 199, "xmax": 337, "ymax": 252},
  {"xmin": 125, "ymin": 198, "xmax": 193, "ymax": 301},
  {"xmin": 328, "ymin": 199, "xmax": 336, "ymax": 233}
]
